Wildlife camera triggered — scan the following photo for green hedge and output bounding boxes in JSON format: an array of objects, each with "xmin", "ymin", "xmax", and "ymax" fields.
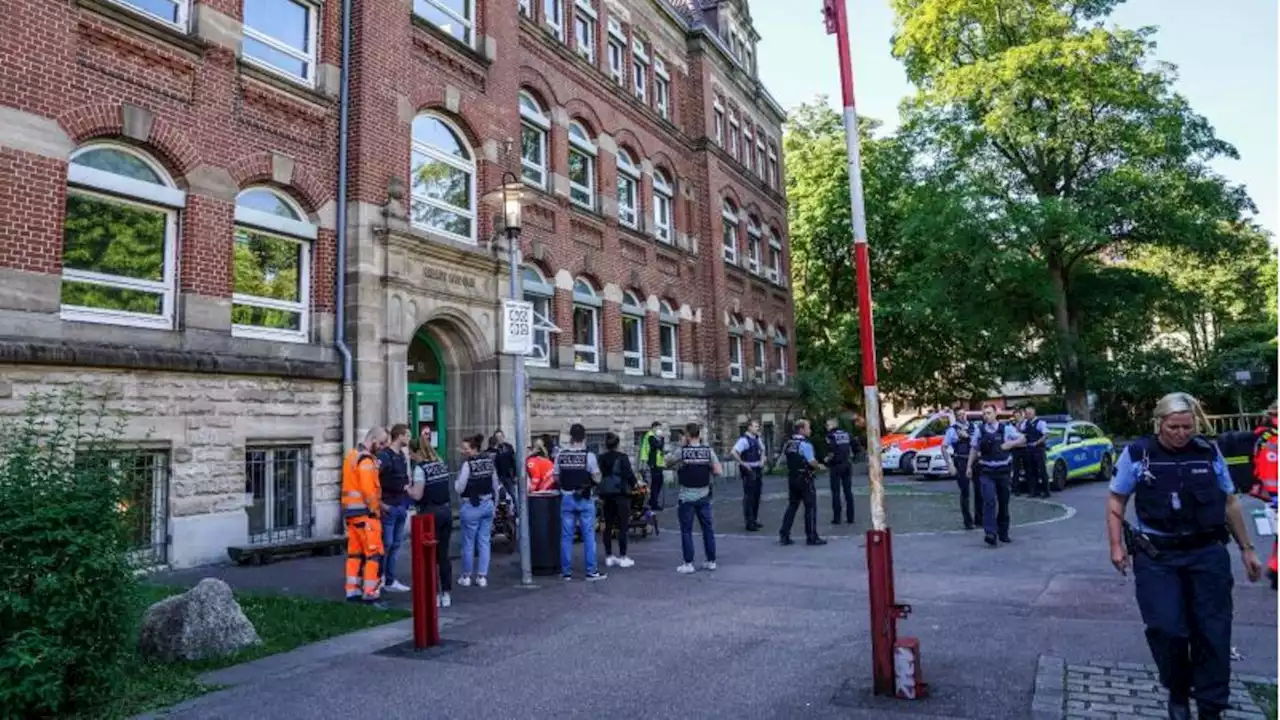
[{"xmin": 0, "ymin": 389, "xmax": 141, "ymax": 717}]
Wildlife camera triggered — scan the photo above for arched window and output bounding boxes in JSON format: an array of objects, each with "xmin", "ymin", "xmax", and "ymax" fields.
[
  {"xmin": 519, "ymin": 92, "xmax": 550, "ymax": 189},
  {"xmin": 767, "ymin": 228, "xmax": 784, "ymax": 285},
  {"xmin": 746, "ymin": 214, "xmax": 762, "ymax": 274},
  {"xmin": 721, "ymin": 199, "xmax": 739, "ymax": 265},
  {"xmin": 232, "ymin": 187, "xmax": 316, "ymax": 342},
  {"xmin": 407, "ymin": 332, "xmax": 443, "ymax": 384},
  {"xmin": 621, "ymin": 290, "xmax": 645, "ymax": 375},
  {"xmin": 572, "ymin": 277, "xmax": 600, "ymax": 371},
  {"xmin": 727, "ymin": 313, "xmax": 743, "ymax": 382},
  {"xmin": 658, "ymin": 299, "xmax": 679, "ymax": 378},
  {"xmin": 616, "ymin": 149, "xmax": 641, "ymax": 230},
  {"xmin": 652, "ymin": 169, "xmax": 673, "ymax": 243},
  {"xmin": 567, "ymin": 121, "xmax": 597, "ymax": 210},
  {"xmin": 62, "ymin": 143, "xmax": 185, "ymax": 328},
  {"xmin": 521, "ymin": 265, "xmax": 554, "ymax": 366},
  {"xmin": 414, "ymin": 0, "xmax": 474, "ymax": 47},
  {"xmin": 410, "ymin": 113, "xmax": 476, "ymax": 243}
]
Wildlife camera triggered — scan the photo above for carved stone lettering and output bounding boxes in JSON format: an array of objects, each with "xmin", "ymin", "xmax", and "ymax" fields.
[{"xmin": 423, "ymin": 267, "xmax": 478, "ymax": 289}]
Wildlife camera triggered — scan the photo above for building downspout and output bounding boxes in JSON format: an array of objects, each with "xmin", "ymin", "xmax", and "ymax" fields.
[{"xmin": 335, "ymin": 0, "xmax": 354, "ymax": 450}]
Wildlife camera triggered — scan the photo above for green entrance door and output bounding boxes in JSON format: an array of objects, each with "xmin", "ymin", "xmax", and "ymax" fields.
[{"xmin": 407, "ymin": 332, "xmax": 446, "ymax": 455}]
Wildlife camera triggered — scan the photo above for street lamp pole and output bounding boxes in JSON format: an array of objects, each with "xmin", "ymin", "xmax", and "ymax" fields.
[
  {"xmin": 823, "ymin": 0, "xmax": 911, "ymax": 697},
  {"xmin": 499, "ymin": 173, "xmax": 534, "ymax": 587}
]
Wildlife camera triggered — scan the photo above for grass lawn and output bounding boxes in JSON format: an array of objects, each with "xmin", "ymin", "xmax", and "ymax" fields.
[
  {"xmin": 1249, "ymin": 682, "xmax": 1278, "ymax": 720},
  {"xmin": 93, "ymin": 584, "xmax": 409, "ymax": 719}
]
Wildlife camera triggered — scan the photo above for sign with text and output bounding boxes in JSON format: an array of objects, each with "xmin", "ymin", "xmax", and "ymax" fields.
[{"xmin": 501, "ymin": 299, "xmax": 534, "ymax": 355}]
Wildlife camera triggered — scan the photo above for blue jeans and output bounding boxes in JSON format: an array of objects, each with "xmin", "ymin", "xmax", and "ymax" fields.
[
  {"xmin": 677, "ymin": 495, "xmax": 716, "ymax": 564},
  {"xmin": 1134, "ymin": 542, "xmax": 1233, "ymax": 711},
  {"xmin": 459, "ymin": 498, "xmax": 495, "ymax": 577},
  {"xmin": 560, "ymin": 493, "xmax": 598, "ymax": 576},
  {"xmin": 381, "ymin": 504, "xmax": 409, "ymax": 584}
]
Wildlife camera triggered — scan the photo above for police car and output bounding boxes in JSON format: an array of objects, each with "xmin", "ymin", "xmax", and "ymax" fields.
[{"xmin": 1043, "ymin": 419, "xmax": 1115, "ymax": 490}]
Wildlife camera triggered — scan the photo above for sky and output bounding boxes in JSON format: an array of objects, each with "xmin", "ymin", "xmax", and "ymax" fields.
[{"xmin": 751, "ymin": 0, "xmax": 1279, "ymax": 235}]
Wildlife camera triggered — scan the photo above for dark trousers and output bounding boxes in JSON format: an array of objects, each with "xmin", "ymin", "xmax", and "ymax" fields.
[
  {"xmin": 954, "ymin": 457, "xmax": 981, "ymax": 527},
  {"xmin": 740, "ymin": 465, "xmax": 763, "ymax": 527},
  {"xmin": 601, "ymin": 494, "xmax": 630, "ymax": 557},
  {"xmin": 647, "ymin": 466, "xmax": 665, "ymax": 510},
  {"xmin": 1025, "ymin": 448, "xmax": 1047, "ymax": 495},
  {"xmin": 427, "ymin": 504, "xmax": 453, "ymax": 593},
  {"xmin": 1133, "ymin": 543, "xmax": 1234, "ymax": 711},
  {"xmin": 1010, "ymin": 450, "xmax": 1028, "ymax": 494},
  {"xmin": 779, "ymin": 476, "xmax": 818, "ymax": 541},
  {"xmin": 829, "ymin": 463, "xmax": 854, "ymax": 523},
  {"xmin": 978, "ymin": 467, "xmax": 1011, "ymax": 539},
  {"xmin": 677, "ymin": 495, "xmax": 716, "ymax": 563}
]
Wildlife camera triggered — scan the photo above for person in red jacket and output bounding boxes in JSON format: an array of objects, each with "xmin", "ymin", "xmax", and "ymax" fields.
[{"xmin": 1251, "ymin": 402, "xmax": 1278, "ymax": 587}]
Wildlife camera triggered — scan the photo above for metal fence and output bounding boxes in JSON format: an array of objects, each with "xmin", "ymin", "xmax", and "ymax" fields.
[{"xmin": 1150, "ymin": 413, "xmax": 1269, "ymax": 435}]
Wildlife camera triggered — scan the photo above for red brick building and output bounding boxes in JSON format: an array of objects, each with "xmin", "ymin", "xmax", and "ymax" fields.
[{"xmin": 0, "ymin": 0, "xmax": 793, "ymax": 567}]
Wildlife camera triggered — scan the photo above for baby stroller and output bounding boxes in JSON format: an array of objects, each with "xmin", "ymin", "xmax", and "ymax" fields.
[
  {"xmin": 491, "ymin": 483, "xmax": 518, "ymax": 553},
  {"xmin": 594, "ymin": 484, "xmax": 660, "ymax": 539}
]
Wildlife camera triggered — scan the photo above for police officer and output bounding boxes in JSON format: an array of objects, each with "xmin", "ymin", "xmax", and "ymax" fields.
[
  {"xmin": 967, "ymin": 403, "xmax": 1025, "ymax": 546},
  {"xmin": 1107, "ymin": 392, "xmax": 1263, "ymax": 720},
  {"xmin": 665, "ymin": 423, "xmax": 723, "ymax": 573},
  {"xmin": 1022, "ymin": 405, "xmax": 1050, "ymax": 498},
  {"xmin": 1010, "ymin": 407, "xmax": 1028, "ymax": 496},
  {"xmin": 779, "ymin": 419, "xmax": 826, "ymax": 546},
  {"xmin": 825, "ymin": 418, "xmax": 855, "ymax": 525},
  {"xmin": 552, "ymin": 424, "xmax": 606, "ymax": 581},
  {"xmin": 945, "ymin": 411, "xmax": 981, "ymax": 530},
  {"xmin": 412, "ymin": 439, "xmax": 454, "ymax": 608},
  {"xmin": 639, "ymin": 422, "xmax": 666, "ymax": 511},
  {"xmin": 731, "ymin": 419, "xmax": 766, "ymax": 531}
]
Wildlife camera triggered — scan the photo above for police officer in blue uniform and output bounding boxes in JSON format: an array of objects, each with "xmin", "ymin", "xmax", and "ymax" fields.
[
  {"xmin": 825, "ymin": 418, "xmax": 855, "ymax": 525},
  {"xmin": 779, "ymin": 419, "xmax": 827, "ymax": 546},
  {"xmin": 967, "ymin": 404, "xmax": 1025, "ymax": 546},
  {"xmin": 1010, "ymin": 407, "xmax": 1029, "ymax": 495},
  {"xmin": 731, "ymin": 419, "xmax": 766, "ymax": 531},
  {"xmin": 552, "ymin": 424, "xmax": 606, "ymax": 581},
  {"xmin": 1107, "ymin": 393, "xmax": 1263, "ymax": 720},
  {"xmin": 666, "ymin": 423, "xmax": 723, "ymax": 573},
  {"xmin": 945, "ymin": 412, "xmax": 981, "ymax": 530},
  {"xmin": 1021, "ymin": 405, "xmax": 1050, "ymax": 498}
]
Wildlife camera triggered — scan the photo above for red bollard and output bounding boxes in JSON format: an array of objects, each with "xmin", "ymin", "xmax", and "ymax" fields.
[
  {"xmin": 410, "ymin": 512, "xmax": 440, "ymax": 649},
  {"xmin": 867, "ymin": 529, "xmax": 918, "ymax": 697}
]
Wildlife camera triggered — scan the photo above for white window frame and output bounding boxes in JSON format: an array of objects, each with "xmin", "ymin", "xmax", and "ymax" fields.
[
  {"xmin": 241, "ymin": 0, "xmax": 319, "ymax": 86},
  {"xmin": 62, "ymin": 143, "xmax": 184, "ymax": 330},
  {"xmin": 519, "ymin": 0, "xmax": 532, "ymax": 17},
  {"xmin": 410, "ymin": 113, "xmax": 477, "ymax": 244},
  {"xmin": 244, "ymin": 444, "xmax": 310, "ymax": 543},
  {"xmin": 107, "ymin": 0, "xmax": 189, "ymax": 31},
  {"xmin": 519, "ymin": 92, "xmax": 550, "ymax": 189},
  {"xmin": 654, "ymin": 57, "xmax": 670, "ymax": 119},
  {"xmin": 713, "ymin": 101, "xmax": 724, "ymax": 145},
  {"xmin": 573, "ymin": 1, "xmax": 596, "ymax": 64},
  {"xmin": 607, "ymin": 35, "xmax": 625, "ymax": 84},
  {"xmin": 746, "ymin": 220, "xmax": 761, "ymax": 274},
  {"xmin": 616, "ymin": 150, "xmax": 640, "ymax": 230},
  {"xmin": 728, "ymin": 112, "xmax": 740, "ymax": 159},
  {"xmin": 231, "ymin": 188, "xmax": 315, "ymax": 343},
  {"xmin": 659, "ymin": 303, "xmax": 678, "ymax": 378},
  {"xmin": 653, "ymin": 170, "xmax": 673, "ymax": 243},
  {"xmin": 728, "ymin": 333, "xmax": 743, "ymax": 383},
  {"xmin": 757, "ymin": 138, "xmax": 767, "ymax": 179},
  {"xmin": 768, "ymin": 232, "xmax": 783, "ymax": 283},
  {"xmin": 621, "ymin": 291, "xmax": 645, "ymax": 376},
  {"xmin": 572, "ymin": 278, "xmax": 601, "ymax": 372},
  {"xmin": 721, "ymin": 201, "xmax": 739, "ymax": 265},
  {"xmin": 415, "ymin": 0, "xmax": 475, "ymax": 47},
  {"xmin": 633, "ymin": 38, "xmax": 648, "ymax": 103},
  {"xmin": 567, "ymin": 122, "xmax": 597, "ymax": 211},
  {"xmin": 521, "ymin": 265, "xmax": 555, "ymax": 367},
  {"xmin": 753, "ymin": 336, "xmax": 766, "ymax": 379},
  {"xmin": 742, "ymin": 125, "xmax": 754, "ymax": 171},
  {"xmin": 544, "ymin": 0, "xmax": 564, "ymax": 40},
  {"xmin": 774, "ymin": 333, "xmax": 788, "ymax": 384},
  {"xmin": 768, "ymin": 144, "xmax": 779, "ymax": 188}
]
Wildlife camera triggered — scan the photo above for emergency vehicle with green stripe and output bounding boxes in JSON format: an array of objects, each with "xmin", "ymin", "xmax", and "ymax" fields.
[{"xmin": 1042, "ymin": 420, "xmax": 1115, "ymax": 491}]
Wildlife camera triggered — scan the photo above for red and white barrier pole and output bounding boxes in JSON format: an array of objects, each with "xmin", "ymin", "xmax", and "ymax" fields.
[
  {"xmin": 410, "ymin": 512, "xmax": 440, "ymax": 649},
  {"xmin": 822, "ymin": 0, "xmax": 921, "ymax": 698}
]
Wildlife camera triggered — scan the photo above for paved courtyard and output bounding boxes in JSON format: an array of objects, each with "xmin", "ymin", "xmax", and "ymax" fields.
[{"xmin": 152, "ymin": 472, "xmax": 1277, "ymax": 720}]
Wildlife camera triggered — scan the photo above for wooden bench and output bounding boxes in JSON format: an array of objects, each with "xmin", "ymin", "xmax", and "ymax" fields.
[{"xmin": 227, "ymin": 537, "xmax": 345, "ymax": 566}]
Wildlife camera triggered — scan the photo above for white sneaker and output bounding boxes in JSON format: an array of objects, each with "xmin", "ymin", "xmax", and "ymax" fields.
[
  {"xmin": 476, "ymin": 576, "xmax": 488, "ymax": 588},
  {"xmin": 618, "ymin": 556, "xmax": 635, "ymax": 568},
  {"xmin": 439, "ymin": 592, "xmax": 451, "ymax": 608},
  {"xmin": 605, "ymin": 555, "xmax": 619, "ymax": 567},
  {"xmin": 457, "ymin": 575, "xmax": 472, "ymax": 587},
  {"xmin": 677, "ymin": 563, "xmax": 695, "ymax": 574},
  {"xmin": 703, "ymin": 561, "xmax": 717, "ymax": 571},
  {"xmin": 385, "ymin": 580, "xmax": 411, "ymax": 593}
]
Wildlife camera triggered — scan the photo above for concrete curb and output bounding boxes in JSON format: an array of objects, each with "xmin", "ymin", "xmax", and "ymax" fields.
[{"xmin": 1032, "ymin": 654, "xmax": 1066, "ymax": 720}]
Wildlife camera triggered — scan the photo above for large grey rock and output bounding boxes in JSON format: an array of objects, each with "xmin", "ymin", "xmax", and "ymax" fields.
[{"xmin": 138, "ymin": 578, "xmax": 261, "ymax": 662}]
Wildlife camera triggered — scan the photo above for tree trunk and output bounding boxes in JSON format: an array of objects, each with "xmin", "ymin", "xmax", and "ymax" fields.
[{"xmin": 1047, "ymin": 256, "xmax": 1090, "ymax": 420}]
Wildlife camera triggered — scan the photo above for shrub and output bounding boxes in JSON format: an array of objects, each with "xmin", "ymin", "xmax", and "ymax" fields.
[{"xmin": 0, "ymin": 388, "xmax": 141, "ymax": 717}]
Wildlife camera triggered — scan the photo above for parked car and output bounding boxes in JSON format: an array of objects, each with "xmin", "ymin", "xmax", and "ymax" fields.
[{"xmin": 1043, "ymin": 420, "xmax": 1115, "ymax": 491}]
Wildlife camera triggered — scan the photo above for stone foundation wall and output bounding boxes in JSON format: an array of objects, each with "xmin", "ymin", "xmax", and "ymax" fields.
[
  {"xmin": 0, "ymin": 366, "xmax": 342, "ymax": 568},
  {"xmin": 529, "ymin": 391, "xmax": 710, "ymax": 453}
]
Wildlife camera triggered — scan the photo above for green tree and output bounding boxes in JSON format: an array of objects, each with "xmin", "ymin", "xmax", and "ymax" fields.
[{"xmin": 891, "ymin": 0, "xmax": 1255, "ymax": 418}]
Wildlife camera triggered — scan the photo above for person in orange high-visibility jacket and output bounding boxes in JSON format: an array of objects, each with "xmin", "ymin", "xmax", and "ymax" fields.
[
  {"xmin": 1252, "ymin": 403, "xmax": 1278, "ymax": 587},
  {"xmin": 526, "ymin": 439, "xmax": 557, "ymax": 493},
  {"xmin": 343, "ymin": 427, "xmax": 388, "ymax": 602}
]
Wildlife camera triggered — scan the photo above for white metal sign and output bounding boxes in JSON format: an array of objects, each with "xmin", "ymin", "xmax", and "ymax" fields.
[{"xmin": 502, "ymin": 299, "xmax": 535, "ymax": 355}]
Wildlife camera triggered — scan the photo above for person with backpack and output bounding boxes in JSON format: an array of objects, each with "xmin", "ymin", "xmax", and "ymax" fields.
[
  {"xmin": 731, "ymin": 419, "xmax": 766, "ymax": 531},
  {"xmin": 967, "ymin": 404, "xmax": 1025, "ymax": 547},
  {"xmin": 598, "ymin": 432, "xmax": 639, "ymax": 568}
]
